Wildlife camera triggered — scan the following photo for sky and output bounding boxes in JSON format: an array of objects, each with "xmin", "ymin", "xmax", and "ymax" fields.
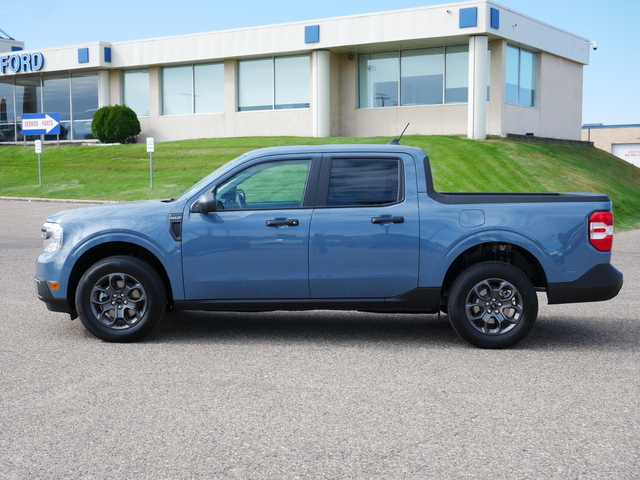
[{"xmin": 1, "ymin": 0, "xmax": 638, "ymax": 125}]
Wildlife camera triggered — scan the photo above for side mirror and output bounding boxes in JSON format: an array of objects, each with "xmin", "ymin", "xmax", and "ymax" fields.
[{"xmin": 190, "ymin": 192, "xmax": 217, "ymax": 213}]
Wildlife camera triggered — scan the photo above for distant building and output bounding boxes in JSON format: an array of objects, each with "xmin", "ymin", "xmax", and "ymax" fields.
[
  {"xmin": 582, "ymin": 124, "xmax": 640, "ymax": 168},
  {"xmin": 0, "ymin": 1, "xmax": 592, "ymax": 143},
  {"xmin": 0, "ymin": 28, "xmax": 24, "ymax": 53}
]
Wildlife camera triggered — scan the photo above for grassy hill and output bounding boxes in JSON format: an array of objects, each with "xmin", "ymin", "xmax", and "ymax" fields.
[{"xmin": 1, "ymin": 135, "xmax": 639, "ymax": 230}]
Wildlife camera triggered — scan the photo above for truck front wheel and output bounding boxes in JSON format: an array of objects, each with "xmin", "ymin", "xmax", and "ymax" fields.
[
  {"xmin": 447, "ymin": 261, "xmax": 538, "ymax": 348},
  {"xmin": 75, "ymin": 256, "xmax": 166, "ymax": 342}
]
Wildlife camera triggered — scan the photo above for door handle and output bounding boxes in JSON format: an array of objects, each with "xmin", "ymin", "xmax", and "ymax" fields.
[
  {"xmin": 266, "ymin": 218, "xmax": 299, "ymax": 227},
  {"xmin": 371, "ymin": 216, "xmax": 404, "ymax": 224}
]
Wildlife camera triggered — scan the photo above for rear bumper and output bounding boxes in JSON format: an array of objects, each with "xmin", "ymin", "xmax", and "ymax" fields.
[
  {"xmin": 547, "ymin": 264, "xmax": 623, "ymax": 304},
  {"xmin": 35, "ymin": 275, "xmax": 75, "ymax": 317}
]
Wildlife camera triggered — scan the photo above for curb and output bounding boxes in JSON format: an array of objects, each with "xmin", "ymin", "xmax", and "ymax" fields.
[{"xmin": 0, "ymin": 196, "xmax": 114, "ymax": 205}]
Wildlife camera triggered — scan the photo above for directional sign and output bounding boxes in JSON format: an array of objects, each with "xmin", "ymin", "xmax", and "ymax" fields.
[{"xmin": 22, "ymin": 113, "xmax": 61, "ymax": 135}]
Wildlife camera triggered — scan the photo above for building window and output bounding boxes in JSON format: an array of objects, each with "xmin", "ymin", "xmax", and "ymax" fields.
[
  {"xmin": 445, "ymin": 45, "xmax": 469, "ymax": 103},
  {"xmin": 0, "ymin": 78, "xmax": 16, "ymax": 142},
  {"xmin": 123, "ymin": 69, "xmax": 149, "ymax": 116},
  {"xmin": 274, "ymin": 56, "xmax": 310, "ymax": 109},
  {"xmin": 162, "ymin": 66, "xmax": 191, "ymax": 115},
  {"xmin": 15, "ymin": 76, "xmax": 42, "ymax": 119},
  {"xmin": 358, "ymin": 52, "xmax": 399, "ymax": 108},
  {"xmin": 238, "ymin": 59, "xmax": 272, "ymax": 111},
  {"xmin": 195, "ymin": 64, "xmax": 224, "ymax": 113},
  {"xmin": 506, "ymin": 45, "xmax": 537, "ymax": 107},
  {"xmin": 71, "ymin": 74, "xmax": 99, "ymax": 140},
  {"xmin": 359, "ymin": 46, "xmax": 469, "ymax": 108},
  {"xmin": 162, "ymin": 63, "xmax": 223, "ymax": 115},
  {"xmin": 42, "ymin": 75, "xmax": 71, "ymax": 139},
  {"xmin": 0, "ymin": 72, "xmax": 98, "ymax": 141},
  {"xmin": 401, "ymin": 48, "xmax": 444, "ymax": 105},
  {"xmin": 238, "ymin": 55, "xmax": 310, "ymax": 111}
]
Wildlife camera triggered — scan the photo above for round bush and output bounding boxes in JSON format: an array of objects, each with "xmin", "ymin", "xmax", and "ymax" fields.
[{"xmin": 91, "ymin": 105, "xmax": 141, "ymax": 144}]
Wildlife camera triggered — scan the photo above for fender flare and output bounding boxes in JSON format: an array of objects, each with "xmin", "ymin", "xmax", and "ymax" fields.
[
  {"xmin": 423, "ymin": 229, "xmax": 551, "ymax": 289},
  {"xmin": 63, "ymin": 230, "xmax": 184, "ymax": 302}
]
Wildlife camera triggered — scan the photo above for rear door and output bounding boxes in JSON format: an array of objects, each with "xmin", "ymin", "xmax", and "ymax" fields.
[{"xmin": 309, "ymin": 153, "xmax": 420, "ymax": 298}]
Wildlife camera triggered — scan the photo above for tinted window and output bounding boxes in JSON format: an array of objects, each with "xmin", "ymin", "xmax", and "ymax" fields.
[{"xmin": 327, "ymin": 158, "xmax": 400, "ymax": 206}]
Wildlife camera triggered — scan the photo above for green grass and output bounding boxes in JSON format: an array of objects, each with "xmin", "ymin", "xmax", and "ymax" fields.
[{"xmin": 1, "ymin": 135, "xmax": 639, "ymax": 230}]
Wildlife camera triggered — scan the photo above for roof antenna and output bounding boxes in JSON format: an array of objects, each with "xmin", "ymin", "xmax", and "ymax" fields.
[{"xmin": 388, "ymin": 123, "xmax": 410, "ymax": 145}]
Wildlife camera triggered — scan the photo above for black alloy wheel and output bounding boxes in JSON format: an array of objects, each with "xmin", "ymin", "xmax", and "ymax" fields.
[
  {"xmin": 447, "ymin": 261, "xmax": 538, "ymax": 348},
  {"xmin": 75, "ymin": 256, "xmax": 166, "ymax": 342}
]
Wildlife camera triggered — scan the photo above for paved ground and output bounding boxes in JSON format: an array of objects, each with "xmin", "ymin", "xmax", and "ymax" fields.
[{"xmin": 0, "ymin": 199, "xmax": 638, "ymax": 479}]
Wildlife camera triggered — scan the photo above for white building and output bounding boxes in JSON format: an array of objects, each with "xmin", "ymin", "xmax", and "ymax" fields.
[{"xmin": 0, "ymin": 1, "xmax": 593, "ymax": 143}]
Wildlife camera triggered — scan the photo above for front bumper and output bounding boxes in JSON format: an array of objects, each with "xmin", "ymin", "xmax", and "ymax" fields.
[
  {"xmin": 35, "ymin": 275, "xmax": 75, "ymax": 317},
  {"xmin": 547, "ymin": 263, "xmax": 623, "ymax": 304}
]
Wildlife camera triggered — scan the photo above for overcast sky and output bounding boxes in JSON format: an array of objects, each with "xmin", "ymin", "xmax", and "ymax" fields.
[{"xmin": 2, "ymin": 0, "xmax": 637, "ymax": 125}]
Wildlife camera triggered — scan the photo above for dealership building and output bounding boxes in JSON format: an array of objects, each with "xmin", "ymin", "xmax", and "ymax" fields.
[{"xmin": 0, "ymin": 0, "xmax": 593, "ymax": 143}]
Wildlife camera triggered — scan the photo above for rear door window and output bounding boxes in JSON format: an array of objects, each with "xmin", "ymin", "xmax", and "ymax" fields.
[{"xmin": 326, "ymin": 158, "xmax": 401, "ymax": 206}]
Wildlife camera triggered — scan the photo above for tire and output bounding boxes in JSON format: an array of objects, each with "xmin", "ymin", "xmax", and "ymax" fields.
[
  {"xmin": 447, "ymin": 261, "xmax": 538, "ymax": 349},
  {"xmin": 75, "ymin": 256, "xmax": 166, "ymax": 342}
]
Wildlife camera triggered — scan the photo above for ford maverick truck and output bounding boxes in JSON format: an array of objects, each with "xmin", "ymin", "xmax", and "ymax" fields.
[{"xmin": 35, "ymin": 144, "xmax": 623, "ymax": 348}]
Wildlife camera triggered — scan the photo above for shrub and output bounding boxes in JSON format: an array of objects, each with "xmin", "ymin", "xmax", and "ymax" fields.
[{"xmin": 91, "ymin": 105, "xmax": 141, "ymax": 144}]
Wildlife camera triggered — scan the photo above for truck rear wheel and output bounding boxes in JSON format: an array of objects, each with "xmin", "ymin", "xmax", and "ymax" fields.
[
  {"xmin": 75, "ymin": 256, "xmax": 166, "ymax": 342},
  {"xmin": 447, "ymin": 261, "xmax": 538, "ymax": 348}
]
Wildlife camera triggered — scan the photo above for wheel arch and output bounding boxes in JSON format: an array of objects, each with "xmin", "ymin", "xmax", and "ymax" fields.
[
  {"xmin": 440, "ymin": 241, "xmax": 548, "ymax": 303},
  {"xmin": 67, "ymin": 242, "xmax": 174, "ymax": 318}
]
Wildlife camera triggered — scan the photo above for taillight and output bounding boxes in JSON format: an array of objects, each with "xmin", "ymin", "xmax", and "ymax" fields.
[{"xmin": 589, "ymin": 211, "xmax": 614, "ymax": 252}]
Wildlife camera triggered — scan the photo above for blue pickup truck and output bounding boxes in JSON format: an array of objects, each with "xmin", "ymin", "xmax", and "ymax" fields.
[{"xmin": 36, "ymin": 144, "xmax": 623, "ymax": 348}]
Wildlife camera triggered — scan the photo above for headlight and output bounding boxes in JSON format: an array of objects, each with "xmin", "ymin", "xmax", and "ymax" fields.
[{"xmin": 41, "ymin": 222, "xmax": 63, "ymax": 252}]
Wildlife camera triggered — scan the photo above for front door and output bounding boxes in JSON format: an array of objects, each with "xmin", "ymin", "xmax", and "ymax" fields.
[{"xmin": 182, "ymin": 158, "xmax": 315, "ymax": 300}]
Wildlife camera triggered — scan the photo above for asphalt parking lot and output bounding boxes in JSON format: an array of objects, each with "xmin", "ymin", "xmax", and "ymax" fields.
[{"xmin": 1, "ymin": 198, "xmax": 638, "ymax": 480}]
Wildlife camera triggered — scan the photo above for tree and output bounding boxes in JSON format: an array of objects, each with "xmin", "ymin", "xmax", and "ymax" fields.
[{"xmin": 91, "ymin": 105, "xmax": 141, "ymax": 144}]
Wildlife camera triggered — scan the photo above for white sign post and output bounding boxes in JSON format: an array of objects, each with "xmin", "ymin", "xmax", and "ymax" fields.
[
  {"xmin": 35, "ymin": 140, "xmax": 43, "ymax": 186},
  {"xmin": 146, "ymin": 137, "xmax": 155, "ymax": 189}
]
